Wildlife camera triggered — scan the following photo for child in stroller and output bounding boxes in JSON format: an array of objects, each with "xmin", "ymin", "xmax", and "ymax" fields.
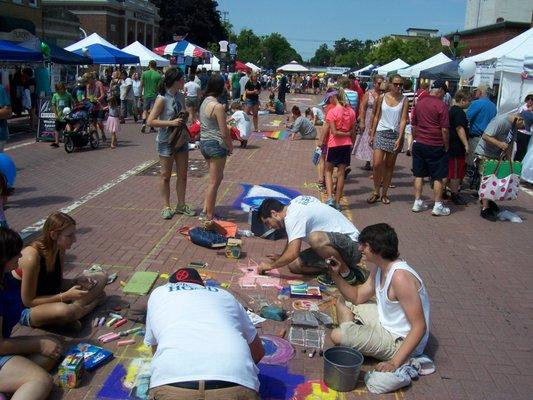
[{"xmin": 62, "ymin": 99, "xmax": 99, "ymax": 153}]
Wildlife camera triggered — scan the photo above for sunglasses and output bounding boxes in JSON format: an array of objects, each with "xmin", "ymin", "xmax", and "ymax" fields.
[{"xmin": 392, "ymin": 82, "xmax": 403, "ymax": 87}]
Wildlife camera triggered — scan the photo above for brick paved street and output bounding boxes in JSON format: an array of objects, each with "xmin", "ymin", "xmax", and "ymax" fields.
[{"xmin": 7, "ymin": 92, "xmax": 533, "ymax": 400}]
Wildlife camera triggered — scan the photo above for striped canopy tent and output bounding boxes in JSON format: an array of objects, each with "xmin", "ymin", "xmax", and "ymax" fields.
[{"xmin": 153, "ymin": 40, "xmax": 211, "ymax": 59}]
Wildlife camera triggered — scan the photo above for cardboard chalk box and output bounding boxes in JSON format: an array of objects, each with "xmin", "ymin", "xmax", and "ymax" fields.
[{"xmin": 58, "ymin": 353, "xmax": 84, "ymax": 388}]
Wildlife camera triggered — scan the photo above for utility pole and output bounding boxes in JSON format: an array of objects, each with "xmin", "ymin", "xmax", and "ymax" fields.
[{"xmin": 221, "ymin": 11, "xmax": 229, "ymax": 24}]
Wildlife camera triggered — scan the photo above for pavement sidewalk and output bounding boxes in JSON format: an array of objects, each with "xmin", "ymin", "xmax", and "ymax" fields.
[{"xmin": 7, "ymin": 92, "xmax": 533, "ymax": 400}]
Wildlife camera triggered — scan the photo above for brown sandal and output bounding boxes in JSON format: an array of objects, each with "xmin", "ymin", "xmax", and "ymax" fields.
[
  {"xmin": 367, "ymin": 192, "xmax": 380, "ymax": 204},
  {"xmin": 381, "ymin": 196, "xmax": 390, "ymax": 204}
]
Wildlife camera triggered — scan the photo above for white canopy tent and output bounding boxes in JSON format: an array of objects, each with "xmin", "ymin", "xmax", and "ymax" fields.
[
  {"xmin": 375, "ymin": 58, "xmax": 409, "ymax": 76},
  {"xmin": 65, "ymin": 32, "xmax": 119, "ymax": 52},
  {"xmin": 463, "ymin": 28, "xmax": 533, "ymax": 112},
  {"xmin": 122, "ymin": 41, "xmax": 169, "ymax": 67},
  {"xmin": 198, "ymin": 55, "xmax": 220, "ymax": 71},
  {"xmin": 397, "ymin": 53, "xmax": 452, "ymax": 78},
  {"xmin": 277, "ymin": 60, "xmax": 308, "ymax": 73},
  {"xmin": 246, "ymin": 62, "xmax": 261, "ymax": 72}
]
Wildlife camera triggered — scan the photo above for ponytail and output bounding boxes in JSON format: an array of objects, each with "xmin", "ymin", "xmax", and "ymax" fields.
[{"xmin": 158, "ymin": 67, "xmax": 183, "ymax": 95}]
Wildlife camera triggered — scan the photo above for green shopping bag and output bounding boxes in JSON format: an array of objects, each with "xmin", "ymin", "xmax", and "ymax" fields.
[{"xmin": 483, "ymin": 159, "xmax": 522, "ymax": 179}]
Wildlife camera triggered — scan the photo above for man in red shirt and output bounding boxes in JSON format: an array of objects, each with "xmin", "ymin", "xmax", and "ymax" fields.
[{"xmin": 411, "ymin": 80, "xmax": 450, "ymax": 216}]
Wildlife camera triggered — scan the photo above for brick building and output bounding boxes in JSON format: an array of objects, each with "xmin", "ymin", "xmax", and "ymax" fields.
[
  {"xmin": 448, "ymin": 21, "xmax": 530, "ymax": 56},
  {"xmin": 41, "ymin": 0, "xmax": 160, "ymax": 48},
  {"xmin": 0, "ymin": 0, "xmax": 43, "ymax": 42}
]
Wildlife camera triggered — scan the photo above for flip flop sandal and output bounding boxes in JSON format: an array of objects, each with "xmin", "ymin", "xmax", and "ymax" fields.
[
  {"xmin": 367, "ymin": 192, "xmax": 380, "ymax": 204},
  {"xmin": 381, "ymin": 196, "xmax": 391, "ymax": 205}
]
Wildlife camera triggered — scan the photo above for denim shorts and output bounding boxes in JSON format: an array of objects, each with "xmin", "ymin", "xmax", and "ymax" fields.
[
  {"xmin": 157, "ymin": 140, "xmax": 189, "ymax": 158},
  {"xmin": 0, "ymin": 355, "xmax": 13, "ymax": 368},
  {"xmin": 200, "ymin": 140, "xmax": 228, "ymax": 159},
  {"xmin": 245, "ymin": 99, "xmax": 259, "ymax": 108},
  {"xmin": 20, "ymin": 308, "xmax": 32, "ymax": 327},
  {"xmin": 143, "ymin": 97, "xmax": 156, "ymax": 111}
]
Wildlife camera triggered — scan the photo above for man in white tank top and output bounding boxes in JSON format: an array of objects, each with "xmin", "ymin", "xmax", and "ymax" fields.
[{"xmin": 329, "ymin": 223, "xmax": 430, "ymax": 372}]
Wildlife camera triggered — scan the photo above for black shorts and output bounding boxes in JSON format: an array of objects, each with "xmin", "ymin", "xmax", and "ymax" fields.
[
  {"xmin": 326, "ymin": 145, "xmax": 351, "ymax": 167},
  {"xmin": 55, "ymin": 120, "xmax": 67, "ymax": 131},
  {"xmin": 299, "ymin": 232, "xmax": 365, "ymax": 283},
  {"xmin": 412, "ymin": 141, "xmax": 448, "ymax": 180}
]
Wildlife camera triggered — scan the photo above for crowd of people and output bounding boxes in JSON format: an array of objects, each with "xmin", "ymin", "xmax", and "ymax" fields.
[{"xmin": 0, "ymin": 56, "xmax": 532, "ymax": 398}]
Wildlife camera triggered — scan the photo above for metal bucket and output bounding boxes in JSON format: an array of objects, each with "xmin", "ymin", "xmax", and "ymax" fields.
[{"xmin": 323, "ymin": 346, "xmax": 364, "ymax": 392}]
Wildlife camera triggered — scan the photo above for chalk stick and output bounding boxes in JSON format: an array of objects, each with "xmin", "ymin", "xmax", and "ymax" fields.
[
  {"xmin": 109, "ymin": 312, "xmax": 122, "ymax": 319},
  {"xmin": 308, "ymin": 349, "xmax": 316, "ymax": 358},
  {"xmin": 98, "ymin": 317, "xmax": 106, "ymax": 327},
  {"xmin": 101, "ymin": 333, "xmax": 121, "ymax": 343},
  {"xmin": 98, "ymin": 332, "xmax": 117, "ymax": 341},
  {"xmin": 123, "ymin": 326, "xmax": 143, "ymax": 335},
  {"xmin": 113, "ymin": 318, "xmax": 128, "ymax": 329},
  {"xmin": 92, "ymin": 318, "xmax": 99, "ymax": 327},
  {"xmin": 106, "ymin": 317, "xmax": 118, "ymax": 327},
  {"xmin": 159, "ymin": 273, "xmax": 169, "ymax": 280},
  {"xmin": 117, "ymin": 339, "xmax": 136, "ymax": 347}
]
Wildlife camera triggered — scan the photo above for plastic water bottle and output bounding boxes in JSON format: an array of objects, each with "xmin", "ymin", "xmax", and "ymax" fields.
[
  {"xmin": 238, "ymin": 229, "xmax": 254, "ymax": 237},
  {"xmin": 312, "ymin": 146, "xmax": 322, "ymax": 165}
]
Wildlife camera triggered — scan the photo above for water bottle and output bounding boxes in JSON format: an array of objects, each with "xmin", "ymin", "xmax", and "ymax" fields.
[
  {"xmin": 312, "ymin": 146, "xmax": 322, "ymax": 165},
  {"xmin": 238, "ymin": 229, "xmax": 254, "ymax": 237}
]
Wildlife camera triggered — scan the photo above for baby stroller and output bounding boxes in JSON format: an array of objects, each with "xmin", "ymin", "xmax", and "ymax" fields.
[{"xmin": 63, "ymin": 100, "xmax": 99, "ymax": 153}]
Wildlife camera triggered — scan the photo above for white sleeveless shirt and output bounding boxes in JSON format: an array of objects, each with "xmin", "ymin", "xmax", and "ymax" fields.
[
  {"xmin": 376, "ymin": 95, "xmax": 405, "ymax": 132},
  {"xmin": 375, "ymin": 260, "xmax": 430, "ymax": 356}
]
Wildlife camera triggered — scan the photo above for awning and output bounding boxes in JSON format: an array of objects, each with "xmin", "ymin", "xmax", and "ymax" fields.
[
  {"xmin": 0, "ymin": 39, "xmax": 42, "ymax": 62},
  {"xmin": 153, "ymin": 40, "xmax": 211, "ymax": 59},
  {"xmin": 73, "ymin": 44, "xmax": 139, "ymax": 65}
]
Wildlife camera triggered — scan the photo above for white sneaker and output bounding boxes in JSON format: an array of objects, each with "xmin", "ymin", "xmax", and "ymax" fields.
[
  {"xmin": 412, "ymin": 200, "xmax": 429, "ymax": 212},
  {"xmin": 432, "ymin": 203, "xmax": 451, "ymax": 216}
]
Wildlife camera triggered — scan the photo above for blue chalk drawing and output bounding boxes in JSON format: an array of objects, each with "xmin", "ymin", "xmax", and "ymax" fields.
[
  {"xmin": 232, "ymin": 184, "xmax": 301, "ymax": 212},
  {"xmin": 96, "ymin": 364, "xmax": 130, "ymax": 399},
  {"xmin": 259, "ymin": 363, "xmax": 306, "ymax": 400}
]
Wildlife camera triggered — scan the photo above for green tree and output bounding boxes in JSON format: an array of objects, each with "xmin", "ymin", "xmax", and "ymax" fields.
[
  {"xmin": 153, "ymin": 0, "xmax": 227, "ymax": 46},
  {"xmin": 368, "ymin": 37, "xmax": 444, "ymax": 66},
  {"xmin": 310, "ymin": 43, "xmax": 334, "ymax": 66},
  {"xmin": 260, "ymin": 33, "xmax": 302, "ymax": 68}
]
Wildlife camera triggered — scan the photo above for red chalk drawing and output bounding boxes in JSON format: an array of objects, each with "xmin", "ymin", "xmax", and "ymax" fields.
[{"xmin": 292, "ymin": 380, "xmax": 340, "ymax": 400}]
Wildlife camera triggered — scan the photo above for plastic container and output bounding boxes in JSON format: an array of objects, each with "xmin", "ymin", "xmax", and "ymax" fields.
[{"xmin": 323, "ymin": 346, "xmax": 364, "ymax": 392}]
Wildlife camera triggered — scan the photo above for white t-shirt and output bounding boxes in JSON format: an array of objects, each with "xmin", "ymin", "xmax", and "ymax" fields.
[
  {"xmin": 120, "ymin": 77, "xmax": 134, "ymax": 101},
  {"xmin": 145, "ymin": 283, "xmax": 259, "ymax": 391},
  {"xmin": 312, "ymin": 107, "xmax": 324, "ymax": 123},
  {"xmin": 231, "ymin": 110, "xmax": 251, "ymax": 139},
  {"xmin": 239, "ymin": 76, "xmax": 249, "ymax": 96},
  {"xmin": 132, "ymin": 80, "xmax": 142, "ymax": 97},
  {"xmin": 284, "ymin": 196, "xmax": 359, "ymax": 243},
  {"xmin": 184, "ymin": 81, "xmax": 200, "ymax": 98}
]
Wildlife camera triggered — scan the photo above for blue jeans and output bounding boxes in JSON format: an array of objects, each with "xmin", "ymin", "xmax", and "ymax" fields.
[{"xmin": 200, "ymin": 140, "xmax": 228, "ymax": 159}]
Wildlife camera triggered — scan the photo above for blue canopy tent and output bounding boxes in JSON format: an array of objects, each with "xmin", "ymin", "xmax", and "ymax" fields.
[
  {"xmin": 359, "ymin": 65, "xmax": 380, "ymax": 76},
  {"xmin": 0, "ymin": 40, "xmax": 42, "ymax": 62},
  {"xmin": 48, "ymin": 43, "xmax": 92, "ymax": 65},
  {"xmin": 72, "ymin": 44, "xmax": 139, "ymax": 64},
  {"xmin": 419, "ymin": 60, "xmax": 460, "ymax": 81}
]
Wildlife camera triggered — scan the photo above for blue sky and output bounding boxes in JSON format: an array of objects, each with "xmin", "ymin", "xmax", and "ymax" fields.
[{"xmin": 216, "ymin": 0, "xmax": 467, "ymax": 60}]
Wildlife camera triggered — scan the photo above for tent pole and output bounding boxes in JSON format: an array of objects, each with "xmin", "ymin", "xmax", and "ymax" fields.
[{"xmin": 496, "ymin": 70, "xmax": 503, "ymax": 109}]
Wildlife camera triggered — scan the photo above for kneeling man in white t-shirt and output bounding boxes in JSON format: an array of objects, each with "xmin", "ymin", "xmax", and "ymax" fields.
[
  {"xmin": 329, "ymin": 223, "xmax": 430, "ymax": 372},
  {"xmin": 257, "ymin": 195, "xmax": 366, "ymax": 285},
  {"xmin": 145, "ymin": 268, "xmax": 264, "ymax": 399}
]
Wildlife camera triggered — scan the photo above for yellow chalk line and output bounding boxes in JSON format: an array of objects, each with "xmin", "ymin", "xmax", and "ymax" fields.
[{"xmin": 247, "ymin": 148, "xmax": 259, "ymax": 160}]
